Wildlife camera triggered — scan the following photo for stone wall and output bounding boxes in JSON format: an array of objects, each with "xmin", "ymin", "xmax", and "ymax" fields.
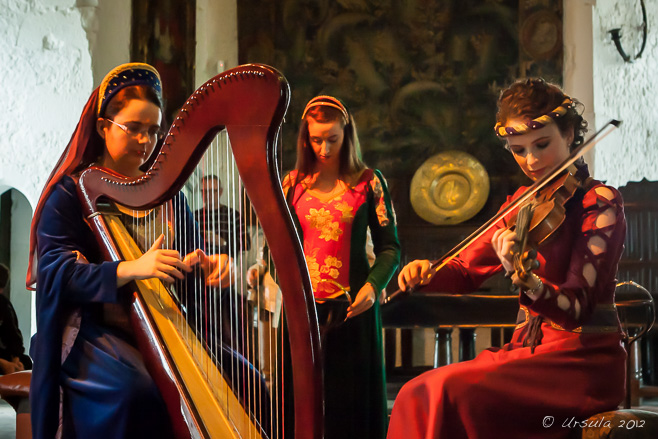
[
  {"xmin": 0, "ymin": 0, "xmax": 237, "ymax": 343},
  {"xmin": 0, "ymin": 0, "xmax": 94, "ymax": 207},
  {"xmin": 592, "ymin": 0, "xmax": 658, "ymax": 187}
]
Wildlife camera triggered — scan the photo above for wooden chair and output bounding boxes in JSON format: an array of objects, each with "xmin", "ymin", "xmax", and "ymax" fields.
[
  {"xmin": 615, "ymin": 281, "xmax": 656, "ymax": 408},
  {"xmin": 576, "ymin": 409, "xmax": 658, "ymax": 439},
  {"xmin": 617, "ymin": 179, "xmax": 658, "ymax": 389},
  {"xmin": 574, "ymin": 281, "xmax": 658, "ymax": 438},
  {"xmin": 0, "ymin": 370, "xmax": 31, "ymax": 439}
]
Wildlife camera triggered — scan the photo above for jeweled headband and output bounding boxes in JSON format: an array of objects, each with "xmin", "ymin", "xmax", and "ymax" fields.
[
  {"xmin": 98, "ymin": 62, "xmax": 162, "ymax": 116},
  {"xmin": 301, "ymin": 95, "xmax": 349, "ymax": 122},
  {"xmin": 494, "ymin": 97, "xmax": 573, "ymax": 137}
]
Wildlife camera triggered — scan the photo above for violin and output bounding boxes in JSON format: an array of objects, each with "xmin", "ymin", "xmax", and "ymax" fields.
[
  {"xmin": 505, "ymin": 169, "xmax": 580, "ymax": 290},
  {"xmin": 385, "ymin": 119, "xmax": 621, "ymax": 303}
]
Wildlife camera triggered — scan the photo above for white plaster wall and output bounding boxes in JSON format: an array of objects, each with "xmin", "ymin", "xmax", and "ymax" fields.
[
  {"xmin": 90, "ymin": 0, "xmax": 131, "ymax": 86},
  {"xmin": 0, "ymin": 0, "xmax": 100, "ymax": 342},
  {"xmin": 0, "ymin": 0, "xmax": 94, "ymax": 209},
  {"xmin": 563, "ymin": 0, "xmax": 596, "ymax": 173},
  {"xmin": 0, "ymin": 0, "xmax": 130, "ymax": 342},
  {"xmin": 196, "ymin": 0, "xmax": 238, "ymax": 85},
  {"xmin": 592, "ymin": 0, "xmax": 658, "ymax": 187},
  {"xmin": 0, "ymin": 0, "xmax": 130, "ymax": 212}
]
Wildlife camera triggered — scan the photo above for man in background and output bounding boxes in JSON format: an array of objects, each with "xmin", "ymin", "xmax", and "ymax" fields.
[
  {"xmin": 194, "ymin": 175, "xmax": 251, "ymax": 256},
  {"xmin": 0, "ymin": 263, "xmax": 31, "ymax": 374},
  {"xmin": 194, "ymin": 175, "xmax": 252, "ymax": 354}
]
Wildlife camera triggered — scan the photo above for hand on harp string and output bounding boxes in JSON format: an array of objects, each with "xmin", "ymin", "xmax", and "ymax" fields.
[
  {"xmin": 117, "ymin": 234, "xmax": 192, "ymax": 287},
  {"xmin": 182, "ymin": 248, "xmax": 234, "ymax": 288},
  {"xmin": 117, "ymin": 234, "xmax": 234, "ymax": 288}
]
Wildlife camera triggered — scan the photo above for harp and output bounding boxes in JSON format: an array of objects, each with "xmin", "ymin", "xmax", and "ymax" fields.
[{"xmin": 76, "ymin": 65, "xmax": 323, "ymax": 438}]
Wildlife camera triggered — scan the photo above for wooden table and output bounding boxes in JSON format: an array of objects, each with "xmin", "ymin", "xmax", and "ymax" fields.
[{"xmin": 381, "ymin": 291, "xmax": 520, "ymax": 369}]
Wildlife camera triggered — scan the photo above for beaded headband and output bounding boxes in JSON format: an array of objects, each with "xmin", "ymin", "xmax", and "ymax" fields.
[
  {"xmin": 98, "ymin": 62, "xmax": 162, "ymax": 116},
  {"xmin": 301, "ymin": 95, "xmax": 349, "ymax": 122},
  {"xmin": 494, "ymin": 97, "xmax": 573, "ymax": 137}
]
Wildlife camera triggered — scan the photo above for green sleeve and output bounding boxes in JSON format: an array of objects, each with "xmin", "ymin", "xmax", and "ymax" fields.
[{"xmin": 365, "ymin": 169, "xmax": 401, "ymax": 293}]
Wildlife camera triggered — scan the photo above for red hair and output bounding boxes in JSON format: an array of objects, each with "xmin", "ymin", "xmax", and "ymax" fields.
[{"xmin": 496, "ymin": 78, "xmax": 587, "ymax": 149}]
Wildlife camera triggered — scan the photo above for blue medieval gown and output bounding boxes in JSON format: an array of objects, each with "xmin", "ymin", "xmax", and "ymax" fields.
[
  {"xmin": 30, "ymin": 175, "xmax": 198, "ymax": 438},
  {"xmin": 31, "ymin": 175, "xmax": 268, "ymax": 438}
]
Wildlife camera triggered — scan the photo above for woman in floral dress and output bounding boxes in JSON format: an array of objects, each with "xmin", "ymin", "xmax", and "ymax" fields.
[{"xmin": 284, "ymin": 95, "xmax": 400, "ymax": 438}]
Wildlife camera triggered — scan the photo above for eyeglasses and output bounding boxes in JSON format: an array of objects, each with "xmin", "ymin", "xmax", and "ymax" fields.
[{"xmin": 103, "ymin": 118, "xmax": 163, "ymax": 142}]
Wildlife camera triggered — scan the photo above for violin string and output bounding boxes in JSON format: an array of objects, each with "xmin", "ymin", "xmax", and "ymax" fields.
[
  {"xmin": 514, "ymin": 203, "xmax": 535, "ymax": 280},
  {"xmin": 427, "ymin": 120, "xmax": 620, "ymax": 274},
  {"xmin": 379, "ymin": 120, "xmax": 620, "ymax": 303}
]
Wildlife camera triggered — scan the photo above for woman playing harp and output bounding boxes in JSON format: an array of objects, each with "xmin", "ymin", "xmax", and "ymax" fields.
[{"xmin": 26, "ymin": 63, "xmax": 234, "ymax": 439}]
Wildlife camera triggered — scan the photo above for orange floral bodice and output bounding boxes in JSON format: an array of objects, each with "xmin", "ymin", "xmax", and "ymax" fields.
[{"xmin": 286, "ymin": 170, "xmax": 391, "ymax": 299}]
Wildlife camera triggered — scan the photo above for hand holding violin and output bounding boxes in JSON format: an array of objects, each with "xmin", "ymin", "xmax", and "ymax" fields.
[
  {"xmin": 384, "ymin": 121, "xmax": 619, "ymax": 307},
  {"xmin": 492, "ymin": 228, "xmax": 545, "ymax": 301}
]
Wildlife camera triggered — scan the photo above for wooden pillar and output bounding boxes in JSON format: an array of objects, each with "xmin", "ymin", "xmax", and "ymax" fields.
[
  {"xmin": 458, "ymin": 328, "xmax": 476, "ymax": 362},
  {"xmin": 434, "ymin": 328, "xmax": 453, "ymax": 368}
]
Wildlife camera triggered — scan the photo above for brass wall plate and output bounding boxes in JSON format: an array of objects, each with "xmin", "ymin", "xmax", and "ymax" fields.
[
  {"xmin": 410, "ymin": 151, "xmax": 490, "ymax": 225},
  {"xmin": 520, "ymin": 9, "xmax": 562, "ymax": 61}
]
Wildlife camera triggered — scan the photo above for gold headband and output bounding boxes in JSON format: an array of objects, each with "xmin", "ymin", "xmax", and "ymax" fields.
[
  {"xmin": 494, "ymin": 97, "xmax": 573, "ymax": 137},
  {"xmin": 301, "ymin": 95, "xmax": 349, "ymax": 122},
  {"xmin": 98, "ymin": 62, "xmax": 162, "ymax": 116}
]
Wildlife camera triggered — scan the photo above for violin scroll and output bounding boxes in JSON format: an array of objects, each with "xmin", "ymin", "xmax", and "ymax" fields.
[{"xmin": 509, "ymin": 248, "xmax": 541, "ymax": 294}]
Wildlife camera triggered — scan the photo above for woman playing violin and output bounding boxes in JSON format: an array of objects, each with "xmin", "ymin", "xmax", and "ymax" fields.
[{"xmin": 387, "ymin": 78, "xmax": 627, "ymax": 439}]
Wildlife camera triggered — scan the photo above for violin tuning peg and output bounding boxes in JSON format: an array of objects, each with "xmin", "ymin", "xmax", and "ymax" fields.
[
  {"xmin": 532, "ymin": 259, "xmax": 540, "ymax": 270},
  {"xmin": 527, "ymin": 249, "xmax": 537, "ymax": 260},
  {"xmin": 510, "ymin": 283, "xmax": 520, "ymax": 294}
]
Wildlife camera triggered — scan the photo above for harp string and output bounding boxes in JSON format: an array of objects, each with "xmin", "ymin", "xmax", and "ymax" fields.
[
  {"xmin": 200, "ymin": 131, "xmax": 282, "ymax": 437},
  {"xmin": 117, "ymin": 127, "xmax": 287, "ymax": 438}
]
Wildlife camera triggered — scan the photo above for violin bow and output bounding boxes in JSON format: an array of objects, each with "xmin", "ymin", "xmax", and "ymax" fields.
[{"xmin": 385, "ymin": 119, "xmax": 621, "ymax": 303}]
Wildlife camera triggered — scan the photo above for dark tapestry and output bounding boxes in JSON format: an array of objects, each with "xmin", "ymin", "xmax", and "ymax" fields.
[
  {"xmin": 131, "ymin": 0, "xmax": 196, "ymax": 125},
  {"xmin": 238, "ymin": 0, "xmax": 563, "ymax": 261}
]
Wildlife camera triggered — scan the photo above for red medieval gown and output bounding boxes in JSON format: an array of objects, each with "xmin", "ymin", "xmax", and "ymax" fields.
[{"xmin": 387, "ymin": 174, "xmax": 627, "ymax": 439}]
